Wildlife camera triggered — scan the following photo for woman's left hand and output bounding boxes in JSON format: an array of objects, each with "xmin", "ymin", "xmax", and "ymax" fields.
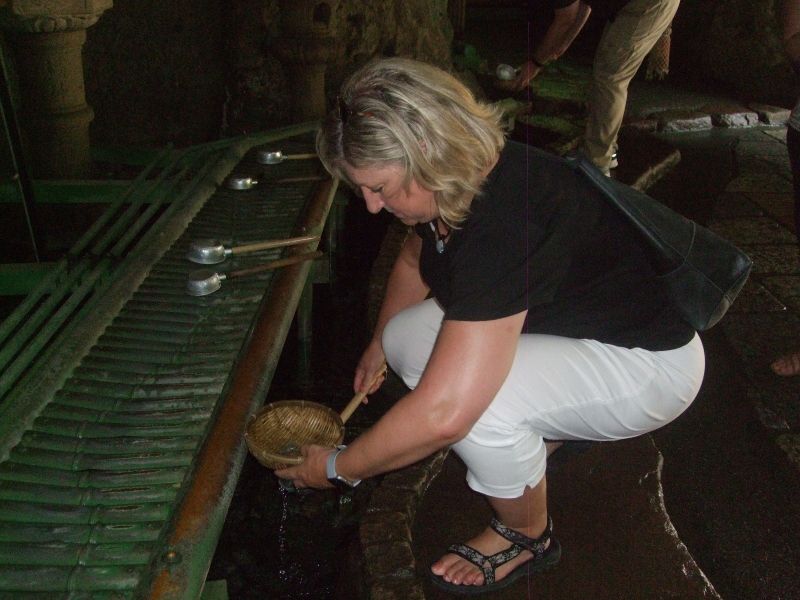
[{"xmin": 274, "ymin": 444, "xmax": 335, "ymax": 489}]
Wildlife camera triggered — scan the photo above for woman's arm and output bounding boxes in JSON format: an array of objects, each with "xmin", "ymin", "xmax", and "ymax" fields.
[
  {"xmin": 354, "ymin": 232, "xmax": 429, "ymax": 394},
  {"xmin": 512, "ymin": 0, "xmax": 591, "ymax": 90},
  {"xmin": 276, "ymin": 309, "xmax": 528, "ymax": 488}
]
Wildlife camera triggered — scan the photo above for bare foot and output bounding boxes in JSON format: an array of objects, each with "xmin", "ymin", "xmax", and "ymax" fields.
[
  {"xmin": 771, "ymin": 351, "xmax": 800, "ymax": 376},
  {"xmin": 430, "ymin": 524, "xmax": 543, "ymax": 588}
]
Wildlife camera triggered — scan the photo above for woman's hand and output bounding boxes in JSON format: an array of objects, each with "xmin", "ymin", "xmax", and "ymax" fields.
[
  {"xmin": 274, "ymin": 445, "xmax": 336, "ymax": 489},
  {"xmin": 354, "ymin": 339, "xmax": 387, "ymax": 396}
]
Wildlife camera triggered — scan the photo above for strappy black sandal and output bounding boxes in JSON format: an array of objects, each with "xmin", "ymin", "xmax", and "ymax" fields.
[{"xmin": 430, "ymin": 515, "xmax": 561, "ymax": 596}]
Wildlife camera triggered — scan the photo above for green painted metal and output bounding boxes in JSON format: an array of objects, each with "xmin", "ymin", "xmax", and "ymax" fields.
[
  {"xmin": 0, "ymin": 126, "xmax": 330, "ymax": 597},
  {"xmin": 0, "ymin": 262, "xmax": 56, "ymax": 295},
  {"xmin": 0, "ymin": 180, "xmax": 170, "ymax": 205}
]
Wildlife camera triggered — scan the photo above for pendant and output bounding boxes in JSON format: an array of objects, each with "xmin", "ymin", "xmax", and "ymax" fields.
[{"xmin": 436, "ymin": 239, "xmax": 445, "ymax": 254}]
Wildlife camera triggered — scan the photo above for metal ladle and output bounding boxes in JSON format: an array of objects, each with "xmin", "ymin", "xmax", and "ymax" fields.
[
  {"xmin": 186, "ymin": 234, "xmax": 319, "ymax": 265},
  {"xmin": 225, "ymin": 176, "xmax": 258, "ymax": 190},
  {"xmin": 186, "ymin": 251, "xmax": 323, "ymax": 296},
  {"xmin": 257, "ymin": 150, "xmax": 318, "ymax": 165}
]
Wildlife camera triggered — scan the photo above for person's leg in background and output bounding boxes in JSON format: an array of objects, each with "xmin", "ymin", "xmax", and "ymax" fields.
[
  {"xmin": 770, "ymin": 123, "xmax": 800, "ymax": 376},
  {"xmin": 583, "ymin": 0, "xmax": 681, "ymax": 173}
]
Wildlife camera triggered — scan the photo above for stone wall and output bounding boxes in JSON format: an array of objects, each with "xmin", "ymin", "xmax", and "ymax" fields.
[
  {"xmin": 672, "ymin": 0, "xmax": 793, "ymax": 106},
  {"xmin": 83, "ymin": 0, "xmax": 452, "ymax": 148}
]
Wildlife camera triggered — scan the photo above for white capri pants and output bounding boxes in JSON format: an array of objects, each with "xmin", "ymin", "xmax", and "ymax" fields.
[{"xmin": 382, "ymin": 299, "xmax": 705, "ymax": 499}]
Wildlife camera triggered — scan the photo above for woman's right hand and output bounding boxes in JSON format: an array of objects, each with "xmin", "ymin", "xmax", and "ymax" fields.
[{"xmin": 354, "ymin": 339, "xmax": 387, "ymax": 396}]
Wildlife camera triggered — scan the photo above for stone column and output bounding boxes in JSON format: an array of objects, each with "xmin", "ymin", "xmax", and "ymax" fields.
[
  {"xmin": 0, "ymin": 0, "xmax": 112, "ymax": 178},
  {"xmin": 273, "ymin": 0, "xmax": 340, "ymax": 122}
]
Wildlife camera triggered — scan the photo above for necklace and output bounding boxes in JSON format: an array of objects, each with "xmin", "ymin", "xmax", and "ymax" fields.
[{"xmin": 429, "ymin": 219, "xmax": 451, "ymax": 254}]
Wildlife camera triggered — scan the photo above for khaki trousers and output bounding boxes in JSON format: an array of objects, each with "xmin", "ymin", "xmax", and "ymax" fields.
[{"xmin": 583, "ymin": 0, "xmax": 681, "ymax": 171}]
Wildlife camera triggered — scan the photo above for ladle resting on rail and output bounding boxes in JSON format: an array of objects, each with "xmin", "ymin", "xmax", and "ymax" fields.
[
  {"xmin": 186, "ymin": 234, "xmax": 319, "ymax": 265},
  {"xmin": 185, "ymin": 250, "xmax": 322, "ymax": 296}
]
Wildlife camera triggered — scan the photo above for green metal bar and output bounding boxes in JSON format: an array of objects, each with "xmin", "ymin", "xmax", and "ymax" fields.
[
  {"xmin": 110, "ymin": 167, "xmax": 190, "ymax": 256},
  {"xmin": 0, "ymin": 263, "xmax": 57, "ymax": 296},
  {"xmin": 0, "ymin": 260, "xmax": 92, "ymax": 374},
  {"xmin": 0, "ymin": 259, "xmax": 104, "ymax": 397},
  {"xmin": 0, "ymin": 542, "xmax": 152, "ymax": 566},
  {"xmin": 0, "ymin": 181, "xmax": 179, "ymax": 205},
  {"xmin": 0, "ymin": 145, "xmax": 172, "ymax": 347},
  {"xmin": 88, "ymin": 153, "xmax": 189, "ymax": 257},
  {"xmin": 0, "ymin": 522, "xmax": 163, "ymax": 544},
  {"xmin": 71, "ymin": 145, "xmax": 174, "ymax": 258},
  {"xmin": 91, "ymin": 145, "xmax": 166, "ymax": 167}
]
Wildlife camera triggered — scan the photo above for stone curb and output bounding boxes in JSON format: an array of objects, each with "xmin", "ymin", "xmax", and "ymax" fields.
[{"xmin": 360, "ymin": 449, "xmax": 449, "ymax": 600}]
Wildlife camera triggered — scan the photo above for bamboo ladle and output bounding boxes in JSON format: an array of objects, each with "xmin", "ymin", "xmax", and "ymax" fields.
[
  {"xmin": 186, "ymin": 234, "xmax": 319, "ymax": 265},
  {"xmin": 185, "ymin": 251, "xmax": 322, "ymax": 296},
  {"xmin": 245, "ymin": 363, "xmax": 388, "ymax": 469}
]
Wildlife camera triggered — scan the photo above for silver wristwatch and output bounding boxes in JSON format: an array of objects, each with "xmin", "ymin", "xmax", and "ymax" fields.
[{"xmin": 325, "ymin": 445, "xmax": 361, "ymax": 488}]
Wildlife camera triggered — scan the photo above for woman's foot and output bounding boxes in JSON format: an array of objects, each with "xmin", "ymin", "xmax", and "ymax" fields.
[
  {"xmin": 771, "ymin": 351, "xmax": 800, "ymax": 376},
  {"xmin": 430, "ymin": 524, "xmax": 540, "ymax": 587}
]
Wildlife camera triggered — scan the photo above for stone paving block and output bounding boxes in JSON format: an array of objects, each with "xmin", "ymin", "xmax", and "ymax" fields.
[
  {"xmin": 763, "ymin": 127, "xmax": 789, "ymax": 142},
  {"xmin": 369, "ymin": 577, "xmax": 425, "ymax": 600},
  {"xmin": 735, "ymin": 141, "xmax": 791, "ymax": 162},
  {"xmin": 751, "ymin": 393, "xmax": 792, "ymax": 430},
  {"xmin": 727, "ymin": 279, "xmax": 786, "ymax": 313},
  {"xmin": 749, "ymin": 102, "xmax": 791, "ymax": 126},
  {"xmin": 701, "ymin": 103, "xmax": 760, "ymax": 128},
  {"xmin": 776, "ymin": 434, "xmax": 800, "ymax": 471},
  {"xmin": 363, "ymin": 540, "xmax": 416, "ymax": 580},
  {"xmin": 366, "ymin": 486, "xmax": 419, "ymax": 521},
  {"xmin": 742, "ymin": 192, "xmax": 795, "ymax": 231},
  {"xmin": 361, "ymin": 511, "xmax": 412, "ymax": 546},
  {"xmin": 711, "ymin": 191, "xmax": 764, "ymax": 219},
  {"xmin": 743, "ymin": 244, "xmax": 800, "ymax": 275},
  {"xmin": 621, "ymin": 117, "xmax": 659, "ymax": 133},
  {"xmin": 726, "ymin": 172, "xmax": 793, "ymax": 194},
  {"xmin": 710, "ymin": 216, "xmax": 797, "ymax": 245},
  {"xmin": 652, "ymin": 109, "xmax": 713, "ymax": 132},
  {"xmin": 762, "ymin": 274, "xmax": 800, "ymax": 312}
]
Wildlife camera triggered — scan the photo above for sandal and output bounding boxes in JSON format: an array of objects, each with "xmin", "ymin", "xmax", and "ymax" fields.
[{"xmin": 429, "ymin": 515, "xmax": 561, "ymax": 596}]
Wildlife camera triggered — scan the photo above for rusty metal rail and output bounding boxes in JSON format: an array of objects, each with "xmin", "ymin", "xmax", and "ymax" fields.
[{"xmin": 0, "ymin": 124, "xmax": 336, "ymax": 598}]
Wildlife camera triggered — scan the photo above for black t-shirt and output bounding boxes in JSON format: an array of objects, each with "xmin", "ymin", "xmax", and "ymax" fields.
[{"xmin": 414, "ymin": 141, "xmax": 694, "ymax": 351}]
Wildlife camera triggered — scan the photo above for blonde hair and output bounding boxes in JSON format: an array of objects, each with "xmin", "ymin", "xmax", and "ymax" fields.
[{"xmin": 316, "ymin": 57, "xmax": 507, "ymax": 226}]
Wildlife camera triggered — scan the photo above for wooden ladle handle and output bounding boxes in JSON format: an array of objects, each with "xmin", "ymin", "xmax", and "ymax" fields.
[
  {"xmin": 228, "ymin": 251, "xmax": 322, "ymax": 279},
  {"xmin": 339, "ymin": 363, "xmax": 388, "ymax": 424},
  {"xmin": 230, "ymin": 234, "xmax": 319, "ymax": 255}
]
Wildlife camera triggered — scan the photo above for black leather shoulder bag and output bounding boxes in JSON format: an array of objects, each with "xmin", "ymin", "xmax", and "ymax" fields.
[{"xmin": 565, "ymin": 152, "xmax": 753, "ymax": 331}]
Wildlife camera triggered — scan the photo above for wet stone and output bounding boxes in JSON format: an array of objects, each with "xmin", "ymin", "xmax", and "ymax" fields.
[
  {"xmin": 727, "ymin": 280, "xmax": 786, "ymax": 313},
  {"xmin": 701, "ymin": 103, "xmax": 760, "ymax": 128},
  {"xmin": 360, "ymin": 511, "xmax": 412, "ymax": 546},
  {"xmin": 749, "ymin": 103, "xmax": 791, "ymax": 126},
  {"xmin": 744, "ymin": 244, "xmax": 800, "ymax": 276},
  {"xmin": 621, "ymin": 117, "xmax": 659, "ymax": 133},
  {"xmin": 726, "ymin": 172, "xmax": 793, "ymax": 194},
  {"xmin": 776, "ymin": 434, "xmax": 800, "ymax": 470},
  {"xmin": 381, "ymin": 463, "xmax": 435, "ymax": 496},
  {"xmin": 710, "ymin": 216, "xmax": 797, "ymax": 245},
  {"xmin": 763, "ymin": 127, "xmax": 789, "ymax": 142},
  {"xmin": 366, "ymin": 486, "xmax": 418, "ymax": 521},
  {"xmin": 370, "ymin": 577, "xmax": 425, "ymax": 600},
  {"xmin": 711, "ymin": 192, "xmax": 764, "ymax": 219},
  {"xmin": 752, "ymin": 397, "xmax": 791, "ymax": 431},
  {"xmin": 652, "ymin": 109, "xmax": 713, "ymax": 132},
  {"xmin": 363, "ymin": 540, "xmax": 417, "ymax": 579},
  {"xmin": 762, "ymin": 275, "xmax": 800, "ymax": 312}
]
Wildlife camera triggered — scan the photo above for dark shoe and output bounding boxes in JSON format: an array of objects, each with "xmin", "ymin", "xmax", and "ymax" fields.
[{"xmin": 429, "ymin": 516, "xmax": 561, "ymax": 595}]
